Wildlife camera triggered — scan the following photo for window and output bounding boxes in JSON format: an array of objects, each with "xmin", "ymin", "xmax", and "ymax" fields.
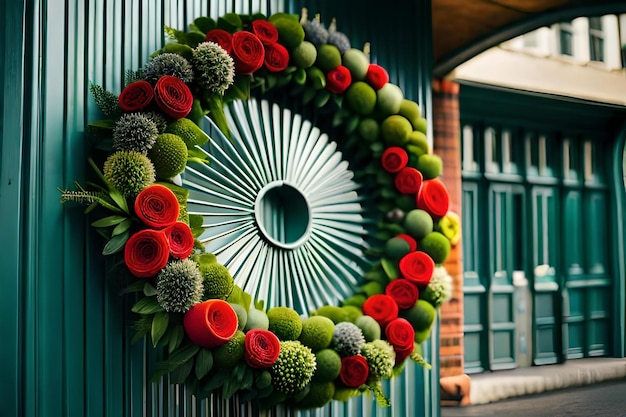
[
  {"xmin": 588, "ymin": 17, "xmax": 604, "ymax": 62},
  {"xmin": 559, "ymin": 21, "xmax": 574, "ymax": 56}
]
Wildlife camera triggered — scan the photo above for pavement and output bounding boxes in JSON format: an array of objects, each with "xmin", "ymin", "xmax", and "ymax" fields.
[{"xmin": 466, "ymin": 358, "xmax": 626, "ymax": 406}]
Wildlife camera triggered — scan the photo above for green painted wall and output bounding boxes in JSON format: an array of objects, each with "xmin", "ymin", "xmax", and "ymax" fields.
[{"xmin": 0, "ymin": 1, "xmax": 438, "ymax": 416}]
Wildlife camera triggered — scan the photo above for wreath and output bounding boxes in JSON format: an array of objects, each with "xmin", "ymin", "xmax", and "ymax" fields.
[{"xmin": 60, "ymin": 9, "xmax": 460, "ymax": 411}]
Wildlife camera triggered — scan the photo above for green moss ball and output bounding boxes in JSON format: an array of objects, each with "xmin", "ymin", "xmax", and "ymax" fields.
[
  {"xmin": 312, "ymin": 348, "xmax": 342, "ymax": 382},
  {"xmin": 103, "ymin": 150, "xmax": 156, "ymax": 198},
  {"xmin": 407, "ymin": 130, "xmax": 429, "ymax": 154},
  {"xmin": 420, "ymin": 231, "xmax": 451, "ymax": 264},
  {"xmin": 296, "ymin": 382, "xmax": 335, "ymax": 409},
  {"xmin": 341, "ymin": 305, "xmax": 363, "ymax": 323},
  {"xmin": 345, "ymin": 81, "xmax": 377, "ymax": 115},
  {"xmin": 200, "ymin": 262, "xmax": 235, "ymax": 300},
  {"xmin": 313, "ymin": 305, "xmax": 350, "ymax": 324},
  {"xmin": 165, "ymin": 118, "xmax": 210, "ymax": 149},
  {"xmin": 212, "ymin": 330, "xmax": 246, "ymax": 368},
  {"xmin": 315, "ymin": 44, "xmax": 342, "ymax": 72},
  {"xmin": 291, "ymin": 41, "xmax": 317, "ymax": 68},
  {"xmin": 414, "ymin": 117, "xmax": 428, "ymax": 134},
  {"xmin": 376, "ymin": 83, "xmax": 404, "ymax": 116},
  {"xmin": 399, "ymin": 99, "xmax": 422, "ymax": 128},
  {"xmin": 385, "ymin": 237, "xmax": 411, "ymax": 260},
  {"xmin": 229, "ymin": 303, "xmax": 248, "ymax": 331},
  {"xmin": 400, "ymin": 299, "xmax": 436, "ymax": 333},
  {"xmin": 404, "ymin": 209, "xmax": 434, "ymax": 240},
  {"xmin": 342, "ymin": 293, "xmax": 367, "ymax": 308},
  {"xmin": 299, "ymin": 316, "xmax": 335, "ymax": 351},
  {"xmin": 267, "ymin": 307, "xmax": 303, "ymax": 340},
  {"xmin": 357, "ymin": 117, "xmax": 380, "ymax": 142},
  {"xmin": 272, "ymin": 17, "xmax": 305, "ymax": 50},
  {"xmin": 342, "ymin": 48, "xmax": 369, "ymax": 81},
  {"xmin": 355, "ymin": 314, "xmax": 382, "ymax": 342},
  {"xmin": 147, "ymin": 133, "xmax": 188, "ymax": 179},
  {"xmin": 381, "ymin": 115, "xmax": 412, "ymax": 146},
  {"xmin": 244, "ymin": 306, "xmax": 270, "ymax": 331},
  {"xmin": 417, "ymin": 154, "xmax": 443, "ymax": 180}
]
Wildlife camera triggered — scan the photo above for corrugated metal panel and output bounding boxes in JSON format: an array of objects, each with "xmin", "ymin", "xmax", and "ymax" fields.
[{"xmin": 0, "ymin": 1, "xmax": 438, "ymax": 416}]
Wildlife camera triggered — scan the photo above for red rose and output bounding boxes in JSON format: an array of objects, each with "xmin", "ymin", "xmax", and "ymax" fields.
[
  {"xmin": 118, "ymin": 80, "xmax": 153, "ymax": 112},
  {"xmin": 385, "ymin": 318, "xmax": 415, "ymax": 351},
  {"xmin": 393, "ymin": 344, "xmax": 414, "ymax": 365},
  {"xmin": 205, "ymin": 29, "xmax": 233, "ymax": 54},
  {"xmin": 244, "ymin": 329, "xmax": 281, "ymax": 368},
  {"xmin": 417, "ymin": 178, "xmax": 450, "ymax": 218},
  {"xmin": 326, "ymin": 65, "xmax": 352, "ymax": 94},
  {"xmin": 399, "ymin": 251, "xmax": 434, "ymax": 286},
  {"xmin": 165, "ymin": 221, "xmax": 194, "ymax": 259},
  {"xmin": 340, "ymin": 355, "xmax": 369, "ymax": 388},
  {"xmin": 394, "ymin": 167, "xmax": 423, "ymax": 194},
  {"xmin": 362, "ymin": 294, "xmax": 399, "ymax": 328},
  {"xmin": 385, "ymin": 278, "xmax": 419, "ymax": 310},
  {"xmin": 264, "ymin": 42, "xmax": 289, "ymax": 72},
  {"xmin": 134, "ymin": 184, "xmax": 180, "ymax": 229},
  {"xmin": 381, "ymin": 147, "xmax": 409, "ymax": 173},
  {"xmin": 183, "ymin": 299, "xmax": 239, "ymax": 348},
  {"xmin": 396, "ymin": 233, "xmax": 417, "ymax": 252},
  {"xmin": 231, "ymin": 31, "xmax": 265, "ymax": 75},
  {"xmin": 251, "ymin": 20, "xmax": 279, "ymax": 45},
  {"xmin": 154, "ymin": 75, "xmax": 193, "ymax": 119},
  {"xmin": 124, "ymin": 229, "xmax": 169, "ymax": 278},
  {"xmin": 365, "ymin": 64, "xmax": 389, "ymax": 90}
]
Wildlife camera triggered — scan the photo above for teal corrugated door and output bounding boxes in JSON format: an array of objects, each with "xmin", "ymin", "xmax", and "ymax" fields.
[{"xmin": 0, "ymin": 1, "xmax": 438, "ymax": 416}]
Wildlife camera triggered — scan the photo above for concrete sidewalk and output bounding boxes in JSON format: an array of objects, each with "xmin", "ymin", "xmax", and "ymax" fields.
[{"xmin": 468, "ymin": 358, "xmax": 626, "ymax": 405}]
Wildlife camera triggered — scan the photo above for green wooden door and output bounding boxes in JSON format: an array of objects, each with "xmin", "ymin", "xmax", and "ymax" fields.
[{"xmin": 459, "ymin": 83, "xmax": 626, "ymax": 373}]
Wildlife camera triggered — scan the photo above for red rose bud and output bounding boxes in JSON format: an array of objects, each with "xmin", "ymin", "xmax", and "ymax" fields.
[
  {"xmin": 385, "ymin": 278, "xmax": 419, "ymax": 310},
  {"xmin": 340, "ymin": 355, "xmax": 370, "ymax": 388},
  {"xmin": 417, "ymin": 178, "xmax": 450, "ymax": 218},
  {"xmin": 326, "ymin": 65, "xmax": 352, "ymax": 94},
  {"xmin": 365, "ymin": 64, "xmax": 389, "ymax": 90},
  {"xmin": 362, "ymin": 294, "xmax": 399, "ymax": 328},
  {"xmin": 399, "ymin": 251, "xmax": 435, "ymax": 286},
  {"xmin": 394, "ymin": 167, "xmax": 423, "ymax": 194},
  {"xmin": 205, "ymin": 29, "xmax": 233, "ymax": 54},
  {"xmin": 251, "ymin": 19, "xmax": 279, "ymax": 45},
  {"xmin": 154, "ymin": 75, "xmax": 193, "ymax": 119},
  {"xmin": 394, "ymin": 343, "xmax": 414, "ymax": 365},
  {"xmin": 184, "ymin": 299, "xmax": 239, "ymax": 348},
  {"xmin": 165, "ymin": 221, "xmax": 195, "ymax": 259},
  {"xmin": 395, "ymin": 233, "xmax": 417, "ymax": 252},
  {"xmin": 118, "ymin": 80, "xmax": 153, "ymax": 112},
  {"xmin": 264, "ymin": 42, "xmax": 290, "ymax": 72},
  {"xmin": 134, "ymin": 184, "xmax": 180, "ymax": 229},
  {"xmin": 381, "ymin": 146, "xmax": 409, "ymax": 173},
  {"xmin": 244, "ymin": 329, "xmax": 281, "ymax": 368},
  {"xmin": 231, "ymin": 30, "xmax": 265, "ymax": 75},
  {"xmin": 124, "ymin": 229, "xmax": 169, "ymax": 278},
  {"xmin": 385, "ymin": 317, "xmax": 415, "ymax": 351}
]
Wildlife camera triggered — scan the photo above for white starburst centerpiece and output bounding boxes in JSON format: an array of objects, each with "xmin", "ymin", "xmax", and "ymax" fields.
[{"xmin": 183, "ymin": 99, "xmax": 370, "ymax": 314}]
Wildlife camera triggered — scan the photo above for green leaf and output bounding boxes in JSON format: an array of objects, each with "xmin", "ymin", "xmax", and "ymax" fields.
[
  {"xmin": 152, "ymin": 343, "xmax": 200, "ymax": 382},
  {"xmin": 131, "ymin": 315, "xmax": 153, "ymax": 343},
  {"xmin": 170, "ymin": 357, "xmax": 194, "ymax": 384},
  {"xmin": 102, "ymin": 230, "xmax": 130, "ymax": 255},
  {"xmin": 194, "ymin": 16, "xmax": 216, "ymax": 33},
  {"xmin": 217, "ymin": 12, "xmax": 243, "ymax": 31},
  {"xmin": 381, "ymin": 257, "xmax": 400, "ymax": 279},
  {"xmin": 143, "ymin": 282, "xmax": 157, "ymax": 297},
  {"xmin": 410, "ymin": 347, "xmax": 432, "ymax": 369},
  {"xmin": 195, "ymin": 348, "xmax": 214, "ymax": 380},
  {"xmin": 111, "ymin": 218, "xmax": 133, "ymax": 237},
  {"xmin": 201, "ymin": 370, "xmax": 230, "ymax": 394},
  {"xmin": 314, "ymin": 90, "xmax": 331, "ymax": 108},
  {"xmin": 368, "ymin": 382, "xmax": 391, "ymax": 407},
  {"xmin": 131, "ymin": 296, "xmax": 164, "ymax": 315},
  {"xmin": 168, "ymin": 324, "xmax": 185, "ymax": 353},
  {"xmin": 151, "ymin": 312, "xmax": 169, "ymax": 347},
  {"xmin": 91, "ymin": 215, "xmax": 127, "ymax": 228},
  {"xmin": 108, "ymin": 188, "xmax": 129, "ymax": 214},
  {"xmin": 122, "ymin": 279, "xmax": 147, "ymax": 294}
]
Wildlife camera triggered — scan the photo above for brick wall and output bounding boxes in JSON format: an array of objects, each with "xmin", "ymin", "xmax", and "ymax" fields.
[{"xmin": 432, "ymin": 79, "xmax": 464, "ymax": 378}]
